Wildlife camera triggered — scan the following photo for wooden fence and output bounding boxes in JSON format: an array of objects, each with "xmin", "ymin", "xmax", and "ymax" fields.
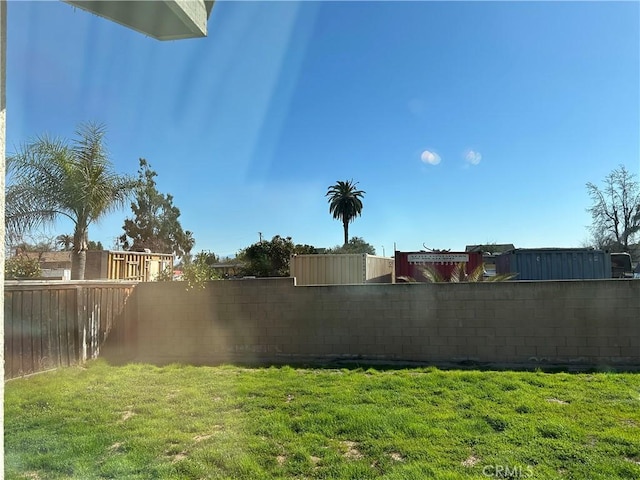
[{"xmin": 4, "ymin": 281, "xmax": 137, "ymax": 379}]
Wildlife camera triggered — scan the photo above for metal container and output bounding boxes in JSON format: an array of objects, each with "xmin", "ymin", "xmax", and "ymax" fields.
[
  {"xmin": 290, "ymin": 254, "xmax": 394, "ymax": 285},
  {"xmin": 495, "ymin": 248, "xmax": 611, "ymax": 280},
  {"xmin": 394, "ymin": 251, "xmax": 484, "ymax": 282},
  {"xmin": 610, "ymin": 253, "xmax": 633, "ymax": 278}
]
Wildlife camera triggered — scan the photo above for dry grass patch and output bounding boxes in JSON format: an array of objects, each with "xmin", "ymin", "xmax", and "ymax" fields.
[
  {"xmin": 170, "ymin": 452, "xmax": 188, "ymax": 464},
  {"xmin": 108, "ymin": 442, "xmax": 124, "ymax": 452},
  {"xmin": 119, "ymin": 408, "xmax": 135, "ymax": 422},
  {"xmin": 461, "ymin": 455, "xmax": 481, "ymax": 467},
  {"xmin": 341, "ymin": 441, "xmax": 364, "ymax": 460},
  {"xmin": 193, "ymin": 434, "xmax": 213, "ymax": 443}
]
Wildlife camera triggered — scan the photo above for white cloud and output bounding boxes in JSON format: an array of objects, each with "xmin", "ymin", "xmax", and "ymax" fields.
[
  {"xmin": 465, "ymin": 149, "xmax": 482, "ymax": 165},
  {"xmin": 421, "ymin": 150, "xmax": 441, "ymax": 165}
]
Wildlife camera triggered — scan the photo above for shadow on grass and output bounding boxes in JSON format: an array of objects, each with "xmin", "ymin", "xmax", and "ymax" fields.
[{"xmin": 99, "ymin": 351, "xmax": 640, "ymax": 374}]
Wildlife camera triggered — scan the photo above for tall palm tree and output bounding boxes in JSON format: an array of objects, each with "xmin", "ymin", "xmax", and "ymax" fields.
[
  {"xmin": 6, "ymin": 123, "xmax": 136, "ymax": 279},
  {"xmin": 326, "ymin": 180, "xmax": 365, "ymax": 246}
]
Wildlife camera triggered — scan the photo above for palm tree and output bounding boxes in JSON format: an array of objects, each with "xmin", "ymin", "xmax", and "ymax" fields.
[
  {"xmin": 326, "ymin": 180, "xmax": 365, "ymax": 246},
  {"xmin": 6, "ymin": 123, "xmax": 136, "ymax": 279},
  {"xmin": 56, "ymin": 234, "xmax": 74, "ymax": 251}
]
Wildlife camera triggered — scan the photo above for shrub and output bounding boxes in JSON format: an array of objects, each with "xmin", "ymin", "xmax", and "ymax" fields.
[
  {"xmin": 181, "ymin": 251, "xmax": 220, "ymax": 288},
  {"xmin": 5, "ymin": 255, "xmax": 42, "ymax": 279}
]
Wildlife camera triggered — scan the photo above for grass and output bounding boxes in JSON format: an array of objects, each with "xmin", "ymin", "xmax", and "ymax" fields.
[{"xmin": 5, "ymin": 360, "xmax": 640, "ymax": 479}]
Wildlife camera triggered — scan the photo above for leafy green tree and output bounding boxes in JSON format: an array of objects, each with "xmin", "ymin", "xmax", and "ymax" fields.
[
  {"xmin": 87, "ymin": 240, "xmax": 104, "ymax": 250},
  {"xmin": 586, "ymin": 165, "xmax": 640, "ymax": 253},
  {"xmin": 181, "ymin": 251, "xmax": 221, "ymax": 286},
  {"xmin": 6, "ymin": 123, "xmax": 136, "ymax": 279},
  {"xmin": 294, "ymin": 243, "xmax": 317, "ymax": 255},
  {"xmin": 120, "ymin": 159, "xmax": 195, "ymax": 260},
  {"xmin": 328, "ymin": 236, "xmax": 376, "ymax": 255},
  {"xmin": 239, "ymin": 235, "xmax": 315, "ymax": 277},
  {"xmin": 326, "ymin": 180, "xmax": 365, "ymax": 246}
]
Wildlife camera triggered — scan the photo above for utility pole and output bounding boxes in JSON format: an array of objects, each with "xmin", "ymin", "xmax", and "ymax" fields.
[{"xmin": 258, "ymin": 232, "xmax": 263, "ymax": 244}]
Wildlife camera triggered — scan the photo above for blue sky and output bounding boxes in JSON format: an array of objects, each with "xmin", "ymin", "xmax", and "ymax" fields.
[{"xmin": 7, "ymin": 1, "xmax": 640, "ymax": 257}]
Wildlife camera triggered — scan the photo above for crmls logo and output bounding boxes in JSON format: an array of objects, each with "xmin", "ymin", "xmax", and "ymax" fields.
[{"xmin": 482, "ymin": 465, "xmax": 534, "ymax": 478}]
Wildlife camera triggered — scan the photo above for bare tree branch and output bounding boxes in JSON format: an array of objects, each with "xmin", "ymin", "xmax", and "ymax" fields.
[{"xmin": 586, "ymin": 165, "xmax": 640, "ymax": 252}]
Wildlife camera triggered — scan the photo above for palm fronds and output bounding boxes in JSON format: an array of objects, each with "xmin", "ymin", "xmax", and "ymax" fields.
[
  {"xmin": 6, "ymin": 122, "xmax": 136, "ymax": 279},
  {"xmin": 418, "ymin": 262, "xmax": 517, "ymax": 283}
]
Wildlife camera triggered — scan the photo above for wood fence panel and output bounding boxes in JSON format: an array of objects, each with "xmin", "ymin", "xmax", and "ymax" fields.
[
  {"xmin": 22, "ymin": 290, "xmax": 34, "ymax": 375},
  {"xmin": 32, "ymin": 290, "xmax": 43, "ymax": 373},
  {"xmin": 77, "ymin": 286, "xmax": 87, "ymax": 362},
  {"xmin": 40, "ymin": 290, "xmax": 53, "ymax": 372},
  {"xmin": 57, "ymin": 288, "xmax": 69, "ymax": 368},
  {"xmin": 4, "ymin": 281, "xmax": 137, "ymax": 379},
  {"xmin": 5, "ymin": 289, "xmax": 15, "ymax": 377},
  {"xmin": 49, "ymin": 289, "xmax": 61, "ymax": 369},
  {"xmin": 65, "ymin": 288, "xmax": 76, "ymax": 368}
]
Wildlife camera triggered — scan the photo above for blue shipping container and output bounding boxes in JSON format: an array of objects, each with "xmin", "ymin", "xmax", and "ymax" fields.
[{"xmin": 495, "ymin": 249, "xmax": 611, "ymax": 280}]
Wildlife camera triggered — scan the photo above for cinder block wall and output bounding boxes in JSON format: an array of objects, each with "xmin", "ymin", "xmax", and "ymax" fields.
[{"xmin": 133, "ymin": 278, "xmax": 640, "ymax": 368}]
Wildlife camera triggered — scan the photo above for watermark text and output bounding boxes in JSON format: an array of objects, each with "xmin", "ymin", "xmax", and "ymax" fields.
[{"xmin": 482, "ymin": 465, "xmax": 534, "ymax": 478}]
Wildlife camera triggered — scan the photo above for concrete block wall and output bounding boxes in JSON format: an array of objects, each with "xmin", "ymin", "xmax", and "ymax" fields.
[
  {"xmin": 84, "ymin": 251, "xmax": 108, "ymax": 280},
  {"xmin": 133, "ymin": 278, "xmax": 640, "ymax": 368}
]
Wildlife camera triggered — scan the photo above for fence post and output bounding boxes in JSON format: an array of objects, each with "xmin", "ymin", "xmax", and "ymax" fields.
[{"xmin": 76, "ymin": 285, "xmax": 86, "ymax": 364}]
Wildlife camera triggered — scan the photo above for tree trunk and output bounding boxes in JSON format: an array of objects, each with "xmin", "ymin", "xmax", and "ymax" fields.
[
  {"xmin": 71, "ymin": 228, "xmax": 88, "ymax": 280},
  {"xmin": 71, "ymin": 250, "xmax": 87, "ymax": 280},
  {"xmin": 343, "ymin": 220, "xmax": 349, "ymax": 247}
]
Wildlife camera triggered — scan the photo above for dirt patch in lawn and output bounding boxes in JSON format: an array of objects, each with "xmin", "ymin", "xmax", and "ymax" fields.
[
  {"xmin": 171, "ymin": 452, "xmax": 188, "ymax": 463},
  {"xmin": 341, "ymin": 441, "xmax": 363, "ymax": 460},
  {"xmin": 108, "ymin": 442, "xmax": 124, "ymax": 452},
  {"xmin": 119, "ymin": 410, "xmax": 135, "ymax": 422},
  {"xmin": 462, "ymin": 455, "xmax": 481, "ymax": 467}
]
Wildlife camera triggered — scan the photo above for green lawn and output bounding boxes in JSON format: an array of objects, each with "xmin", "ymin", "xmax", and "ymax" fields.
[{"xmin": 5, "ymin": 360, "xmax": 640, "ymax": 479}]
